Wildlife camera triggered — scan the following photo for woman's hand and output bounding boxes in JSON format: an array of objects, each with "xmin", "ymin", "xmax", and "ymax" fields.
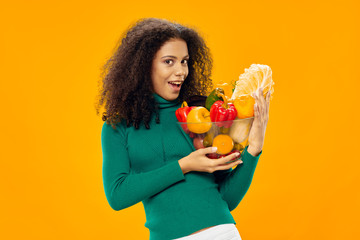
[
  {"xmin": 178, "ymin": 147, "xmax": 243, "ymax": 174},
  {"xmin": 247, "ymin": 87, "xmax": 271, "ymax": 156}
]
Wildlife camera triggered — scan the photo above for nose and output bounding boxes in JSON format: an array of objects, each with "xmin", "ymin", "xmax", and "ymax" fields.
[{"xmin": 175, "ymin": 64, "xmax": 187, "ymax": 79}]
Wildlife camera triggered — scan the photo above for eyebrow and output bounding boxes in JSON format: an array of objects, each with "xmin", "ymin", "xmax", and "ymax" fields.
[{"xmin": 161, "ymin": 55, "xmax": 189, "ymax": 59}]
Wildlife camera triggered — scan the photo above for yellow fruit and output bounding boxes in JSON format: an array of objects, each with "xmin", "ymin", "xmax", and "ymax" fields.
[
  {"xmin": 233, "ymin": 95, "xmax": 255, "ymax": 119},
  {"xmin": 212, "ymin": 134, "xmax": 234, "ymax": 155},
  {"xmin": 187, "ymin": 107, "xmax": 212, "ymax": 134},
  {"xmin": 230, "ymin": 64, "xmax": 275, "ymax": 101}
]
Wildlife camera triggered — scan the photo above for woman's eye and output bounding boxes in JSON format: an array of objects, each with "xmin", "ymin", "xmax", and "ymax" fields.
[
  {"xmin": 165, "ymin": 59, "xmax": 173, "ymax": 64},
  {"xmin": 182, "ymin": 59, "xmax": 188, "ymax": 64}
]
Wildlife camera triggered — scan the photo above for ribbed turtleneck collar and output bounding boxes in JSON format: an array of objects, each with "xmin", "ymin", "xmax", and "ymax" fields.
[{"xmin": 153, "ymin": 93, "xmax": 181, "ymax": 109}]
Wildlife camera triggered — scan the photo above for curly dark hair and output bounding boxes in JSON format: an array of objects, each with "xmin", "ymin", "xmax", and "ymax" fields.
[{"xmin": 94, "ymin": 18, "xmax": 213, "ymax": 130}]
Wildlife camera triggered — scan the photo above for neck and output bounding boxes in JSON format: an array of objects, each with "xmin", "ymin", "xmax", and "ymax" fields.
[{"xmin": 152, "ymin": 93, "xmax": 181, "ymax": 109}]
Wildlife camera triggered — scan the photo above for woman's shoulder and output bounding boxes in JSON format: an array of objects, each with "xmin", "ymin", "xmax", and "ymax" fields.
[
  {"xmin": 102, "ymin": 119, "xmax": 128, "ymax": 134},
  {"xmin": 101, "ymin": 119, "xmax": 129, "ymax": 147}
]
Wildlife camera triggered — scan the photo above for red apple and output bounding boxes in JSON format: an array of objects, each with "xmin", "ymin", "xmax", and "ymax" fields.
[{"xmin": 193, "ymin": 137, "xmax": 205, "ymax": 150}]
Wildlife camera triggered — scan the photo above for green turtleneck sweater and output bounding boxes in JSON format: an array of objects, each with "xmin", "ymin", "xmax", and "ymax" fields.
[{"xmin": 101, "ymin": 93, "xmax": 262, "ymax": 240}]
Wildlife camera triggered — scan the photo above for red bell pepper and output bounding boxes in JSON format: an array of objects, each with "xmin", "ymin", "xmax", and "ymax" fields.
[
  {"xmin": 175, "ymin": 101, "xmax": 196, "ymax": 133},
  {"xmin": 209, "ymin": 93, "xmax": 237, "ymax": 128}
]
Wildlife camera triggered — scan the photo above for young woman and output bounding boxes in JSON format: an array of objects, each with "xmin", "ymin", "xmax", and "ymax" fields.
[{"xmin": 96, "ymin": 18, "xmax": 270, "ymax": 240}]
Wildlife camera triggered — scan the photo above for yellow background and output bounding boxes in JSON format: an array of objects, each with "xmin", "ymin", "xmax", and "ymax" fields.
[{"xmin": 1, "ymin": 0, "xmax": 359, "ymax": 239}]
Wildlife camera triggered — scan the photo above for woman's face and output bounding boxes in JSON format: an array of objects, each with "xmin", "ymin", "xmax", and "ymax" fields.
[{"xmin": 151, "ymin": 38, "xmax": 189, "ymax": 101}]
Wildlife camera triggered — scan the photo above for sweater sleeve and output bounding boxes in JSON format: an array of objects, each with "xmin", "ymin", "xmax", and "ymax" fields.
[
  {"xmin": 214, "ymin": 145, "xmax": 262, "ymax": 211},
  {"xmin": 101, "ymin": 122, "xmax": 185, "ymax": 211}
]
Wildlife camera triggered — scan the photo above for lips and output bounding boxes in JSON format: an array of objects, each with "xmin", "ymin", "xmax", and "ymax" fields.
[{"xmin": 168, "ymin": 80, "xmax": 184, "ymax": 87}]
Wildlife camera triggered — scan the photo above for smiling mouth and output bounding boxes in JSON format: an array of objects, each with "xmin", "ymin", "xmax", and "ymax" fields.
[{"xmin": 168, "ymin": 81, "xmax": 184, "ymax": 87}]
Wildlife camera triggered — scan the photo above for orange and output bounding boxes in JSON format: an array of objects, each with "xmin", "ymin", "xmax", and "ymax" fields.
[
  {"xmin": 212, "ymin": 134, "xmax": 234, "ymax": 155},
  {"xmin": 230, "ymin": 64, "xmax": 275, "ymax": 101}
]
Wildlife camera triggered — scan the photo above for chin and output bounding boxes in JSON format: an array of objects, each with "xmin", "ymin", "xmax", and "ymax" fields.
[
  {"xmin": 163, "ymin": 92, "xmax": 180, "ymax": 101},
  {"xmin": 166, "ymin": 95, "xmax": 179, "ymax": 101}
]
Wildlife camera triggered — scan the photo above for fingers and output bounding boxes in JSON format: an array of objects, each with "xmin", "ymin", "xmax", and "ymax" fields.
[
  {"xmin": 252, "ymin": 87, "xmax": 267, "ymax": 119},
  {"xmin": 254, "ymin": 101, "xmax": 259, "ymax": 118},
  {"xmin": 199, "ymin": 149, "xmax": 244, "ymax": 173},
  {"xmin": 265, "ymin": 90, "xmax": 271, "ymax": 116},
  {"xmin": 215, "ymin": 159, "xmax": 243, "ymax": 171},
  {"xmin": 217, "ymin": 152, "xmax": 241, "ymax": 165},
  {"xmin": 258, "ymin": 87, "xmax": 266, "ymax": 105},
  {"xmin": 258, "ymin": 88, "xmax": 266, "ymax": 116},
  {"xmin": 201, "ymin": 146, "xmax": 218, "ymax": 155},
  {"xmin": 266, "ymin": 89, "xmax": 271, "ymax": 102}
]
